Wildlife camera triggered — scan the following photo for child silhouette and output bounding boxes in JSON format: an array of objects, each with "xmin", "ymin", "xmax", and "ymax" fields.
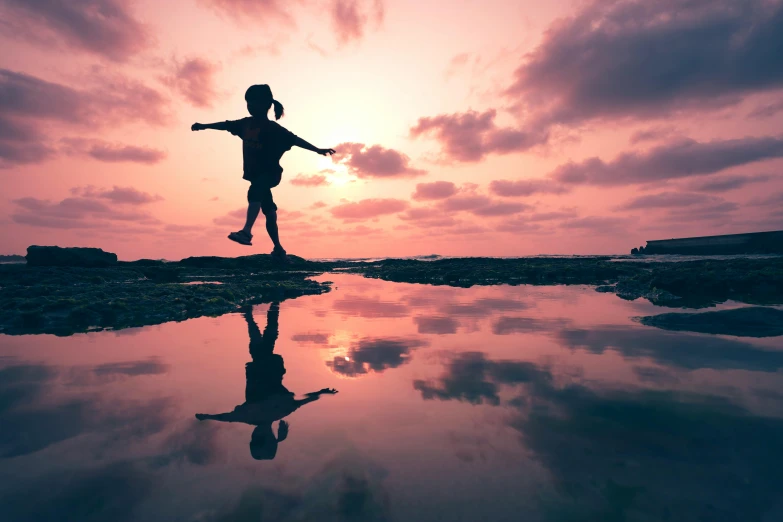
[
  {"xmin": 195, "ymin": 303, "xmax": 337, "ymax": 460},
  {"xmin": 192, "ymin": 84, "xmax": 335, "ymax": 259}
]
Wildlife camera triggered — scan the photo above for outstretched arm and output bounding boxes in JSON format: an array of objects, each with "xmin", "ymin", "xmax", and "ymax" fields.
[
  {"xmin": 293, "ymin": 136, "xmax": 335, "ymax": 156},
  {"xmin": 195, "ymin": 412, "xmax": 236, "ymax": 422},
  {"xmin": 191, "ymin": 122, "xmax": 232, "ymax": 131},
  {"xmin": 304, "ymin": 388, "xmax": 338, "ymax": 398}
]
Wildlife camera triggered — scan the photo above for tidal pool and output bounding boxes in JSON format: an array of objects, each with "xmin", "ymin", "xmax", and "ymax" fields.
[{"xmin": 1, "ymin": 274, "xmax": 782, "ymax": 522}]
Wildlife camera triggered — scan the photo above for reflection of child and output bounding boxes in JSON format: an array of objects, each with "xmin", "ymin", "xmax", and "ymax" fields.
[
  {"xmin": 196, "ymin": 389, "xmax": 337, "ymax": 460},
  {"xmin": 191, "ymin": 84, "xmax": 336, "ymax": 258},
  {"xmin": 194, "ymin": 303, "xmax": 337, "ymax": 459}
]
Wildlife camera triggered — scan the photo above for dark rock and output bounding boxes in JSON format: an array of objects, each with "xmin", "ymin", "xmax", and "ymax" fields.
[
  {"xmin": 631, "ymin": 248, "xmax": 639, "ymax": 255},
  {"xmin": 26, "ymin": 246, "xmax": 117, "ymax": 267},
  {"xmin": 638, "ymin": 307, "xmax": 783, "ymax": 337}
]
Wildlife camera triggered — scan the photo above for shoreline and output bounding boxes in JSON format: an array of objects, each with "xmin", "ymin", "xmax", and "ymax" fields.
[{"xmin": 2, "ymin": 249, "xmax": 782, "ymax": 336}]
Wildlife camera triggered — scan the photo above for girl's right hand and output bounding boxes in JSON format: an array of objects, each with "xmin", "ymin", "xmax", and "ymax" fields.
[
  {"xmin": 318, "ymin": 148, "xmax": 336, "ymax": 156},
  {"xmin": 191, "ymin": 123, "xmax": 205, "ymax": 131}
]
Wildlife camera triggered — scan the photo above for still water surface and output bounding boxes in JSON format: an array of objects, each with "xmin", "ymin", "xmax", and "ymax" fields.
[{"xmin": 1, "ymin": 274, "xmax": 782, "ymax": 521}]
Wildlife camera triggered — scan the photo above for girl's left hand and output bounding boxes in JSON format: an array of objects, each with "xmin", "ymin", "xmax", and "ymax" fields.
[{"xmin": 318, "ymin": 148, "xmax": 336, "ymax": 156}]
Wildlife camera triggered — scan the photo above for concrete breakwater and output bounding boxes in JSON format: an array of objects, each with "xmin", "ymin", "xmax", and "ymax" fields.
[{"xmin": 632, "ymin": 230, "xmax": 783, "ymax": 255}]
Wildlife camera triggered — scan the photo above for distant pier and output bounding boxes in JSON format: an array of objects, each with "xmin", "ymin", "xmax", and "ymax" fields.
[{"xmin": 632, "ymin": 230, "xmax": 783, "ymax": 255}]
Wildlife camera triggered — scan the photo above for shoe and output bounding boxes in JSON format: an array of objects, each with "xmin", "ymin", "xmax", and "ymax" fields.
[
  {"xmin": 228, "ymin": 230, "xmax": 252, "ymax": 246},
  {"xmin": 271, "ymin": 246, "xmax": 288, "ymax": 261}
]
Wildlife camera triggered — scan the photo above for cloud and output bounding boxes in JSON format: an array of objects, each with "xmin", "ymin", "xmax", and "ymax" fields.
[
  {"xmin": 0, "ymin": 115, "xmax": 56, "ymax": 167},
  {"xmin": 62, "ymin": 138, "xmax": 166, "ymax": 164},
  {"xmin": 331, "ymin": 0, "xmax": 385, "ymax": 45},
  {"xmin": 0, "ymin": 69, "xmax": 169, "ymax": 167},
  {"xmin": 558, "ymin": 326, "xmax": 783, "ymax": 372},
  {"xmin": 414, "ymin": 316, "xmax": 459, "ymax": 335},
  {"xmin": 212, "ymin": 207, "xmax": 246, "ymax": 226},
  {"xmin": 291, "ymin": 332, "xmax": 330, "ymax": 344},
  {"xmin": 326, "ymin": 337, "xmax": 426, "ymax": 377},
  {"xmin": 310, "ymin": 201, "xmax": 328, "ymax": 209},
  {"xmin": 198, "ymin": 0, "xmax": 294, "ymax": 26},
  {"xmin": 528, "ymin": 210, "xmax": 579, "ymax": 221},
  {"xmin": 436, "ymin": 190, "xmax": 530, "ymax": 217},
  {"xmin": 505, "ymin": 0, "xmax": 783, "ymax": 126},
  {"xmin": 330, "ymin": 198, "xmax": 409, "ymax": 221},
  {"xmin": 166, "ymin": 58, "xmax": 219, "ymax": 108},
  {"xmin": 333, "ymin": 142, "xmax": 425, "ymax": 178},
  {"xmin": 439, "ymin": 194, "xmax": 492, "ymax": 212},
  {"xmin": 551, "ymin": 136, "xmax": 783, "ymax": 186},
  {"xmin": 410, "ymin": 109, "xmax": 547, "ymax": 162},
  {"xmin": 629, "ymin": 126, "xmax": 679, "ymax": 144},
  {"xmin": 0, "ymin": 0, "xmax": 151, "ymax": 61},
  {"xmin": 11, "ymin": 190, "xmax": 161, "ymax": 229},
  {"xmin": 489, "ymin": 179, "xmax": 569, "ymax": 197},
  {"xmin": 0, "ymin": 69, "xmax": 169, "ymax": 126},
  {"xmin": 92, "ymin": 358, "xmax": 169, "ymax": 377},
  {"xmin": 617, "ymin": 192, "xmax": 725, "ymax": 210},
  {"xmin": 412, "ymin": 181, "xmax": 457, "ymax": 201},
  {"xmin": 332, "ymin": 294, "xmax": 409, "ymax": 318},
  {"xmin": 748, "ymin": 99, "xmax": 783, "ymax": 119},
  {"xmin": 560, "ymin": 216, "xmax": 629, "ymax": 233},
  {"xmin": 72, "ymin": 186, "xmax": 164, "ymax": 204},
  {"xmin": 492, "ymin": 316, "xmax": 570, "ymax": 335},
  {"xmin": 471, "ymin": 201, "xmax": 531, "ymax": 216},
  {"xmin": 290, "ymin": 173, "xmax": 330, "ymax": 187},
  {"xmin": 413, "ymin": 351, "xmax": 549, "ymax": 406},
  {"xmin": 444, "ymin": 52, "xmax": 471, "ymax": 79},
  {"xmin": 689, "ymin": 173, "xmax": 771, "ymax": 192}
]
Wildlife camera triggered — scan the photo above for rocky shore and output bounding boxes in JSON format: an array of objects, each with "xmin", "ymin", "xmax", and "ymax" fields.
[{"xmin": 1, "ymin": 246, "xmax": 781, "ymax": 335}]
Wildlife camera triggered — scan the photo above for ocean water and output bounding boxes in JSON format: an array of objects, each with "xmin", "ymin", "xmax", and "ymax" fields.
[{"xmin": 1, "ymin": 273, "xmax": 782, "ymax": 522}]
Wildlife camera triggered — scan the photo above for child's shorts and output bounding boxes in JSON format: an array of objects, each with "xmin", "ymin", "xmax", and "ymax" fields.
[{"xmin": 247, "ymin": 182, "xmax": 277, "ymax": 215}]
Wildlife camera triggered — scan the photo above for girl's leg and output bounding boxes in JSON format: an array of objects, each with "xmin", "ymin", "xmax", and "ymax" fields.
[
  {"xmin": 265, "ymin": 210, "xmax": 284, "ymax": 251},
  {"xmin": 242, "ymin": 201, "xmax": 262, "ymax": 235}
]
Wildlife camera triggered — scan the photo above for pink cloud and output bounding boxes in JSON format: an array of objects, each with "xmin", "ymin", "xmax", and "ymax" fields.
[
  {"xmin": 290, "ymin": 173, "xmax": 330, "ymax": 187},
  {"xmin": 330, "ymin": 198, "xmax": 409, "ymax": 221},
  {"xmin": 212, "ymin": 207, "xmax": 246, "ymax": 226},
  {"xmin": 0, "ymin": 0, "xmax": 151, "ymax": 61},
  {"xmin": 72, "ymin": 186, "xmax": 163, "ymax": 204},
  {"xmin": 334, "ymin": 142, "xmax": 425, "ymax": 178},
  {"xmin": 167, "ymin": 58, "xmax": 220, "ymax": 108},
  {"xmin": 617, "ymin": 192, "xmax": 728, "ymax": 210},
  {"xmin": 688, "ymin": 173, "xmax": 771, "ymax": 192},
  {"xmin": 199, "ymin": 0, "xmax": 294, "ymax": 26},
  {"xmin": 310, "ymin": 201, "xmax": 328, "ymax": 209},
  {"xmin": 0, "ymin": 69, "xmax": 170, "ymax": 167},
  {"xmin": 505, "ymin": 0, "xmax": 783, "ymax": 126},
  {"xmin": 551, "ymin": 137, "xmax": 783, "ymax": 186},
  {"xmin": 62, "ymin": 138, "xmax": 166, "ymax": 164},
  {"xmin": 489, "ymin": 179, "xmax": 569, "ymax": 197},
  {"xmin": 412, "ymin": 181, "xmax": 457, "ymax": 201},
  {"xmin": 409, "ymin": 109, "xmax": 546, "ymax": 162},
  {"xmin": 472, "ymin": 202, "xmax": 531, "ymax": 217},
  {"xmin": 11, "ymin": 191, "xmax": 161, "ymax": 229},
  {"xmin": 331, "ymin": 0, "xmax": 384, "ymax": 45}
]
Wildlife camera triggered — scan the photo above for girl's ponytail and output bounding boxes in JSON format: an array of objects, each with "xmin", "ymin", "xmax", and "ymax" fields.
[{"xmin": 272, "ymin": 99, "xmax": 284, "ymax": 120}]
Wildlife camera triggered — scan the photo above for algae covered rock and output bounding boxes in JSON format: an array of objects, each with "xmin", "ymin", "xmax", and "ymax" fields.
[
  {"xmin": 638, "ymin": 307, "xmax": 783, "ymax": 337},
  {"xmin": 26, "ymin": 246, "xmax": 118, "ymax": 267}
]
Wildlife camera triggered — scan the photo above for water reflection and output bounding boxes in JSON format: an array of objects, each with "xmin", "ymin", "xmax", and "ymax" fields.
[
  {"xmin": 0, "ymin": 274, "xmax": 781, "ymax": 522},
  {"xmin": 195, "ymin": 303, "xmax": 337, "ymax": 460}
]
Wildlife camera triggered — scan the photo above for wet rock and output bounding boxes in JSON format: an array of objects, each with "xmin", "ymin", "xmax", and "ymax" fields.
[
  {"xmin": 638, "ymin": 307, "xmax": 783, "ymax": 337},
  {"xmin": 614, "ymin": 279, "xmax": 681, "ymax": 305},
  {"xmin": 26, "ymin": 246, "xmax": 117, "ymax": 267}
]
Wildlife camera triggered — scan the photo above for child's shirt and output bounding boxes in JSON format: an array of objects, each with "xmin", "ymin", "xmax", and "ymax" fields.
[{"xmin": 223, "ymin": 117, "xmax": 299, "ymax": 185}]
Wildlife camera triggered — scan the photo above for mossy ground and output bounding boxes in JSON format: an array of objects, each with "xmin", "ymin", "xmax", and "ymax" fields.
[
  {"xmin": 2, "ymin": 255, "xmax": 781, "ymax": 335},
  {"xmin": 0, "ymin": 256, "xmax": 329, "ymax": 336}
]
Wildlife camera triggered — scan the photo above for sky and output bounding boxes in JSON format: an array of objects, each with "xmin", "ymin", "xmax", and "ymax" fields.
[{"xmin": 0, "ymin": 0, "xmax": 782, "ymax": 260}]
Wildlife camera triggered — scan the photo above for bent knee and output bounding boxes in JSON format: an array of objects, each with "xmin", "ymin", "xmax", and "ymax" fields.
[{"xmin": 263, "ymin": 208, "xmax": 277, "ymax": 218}]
